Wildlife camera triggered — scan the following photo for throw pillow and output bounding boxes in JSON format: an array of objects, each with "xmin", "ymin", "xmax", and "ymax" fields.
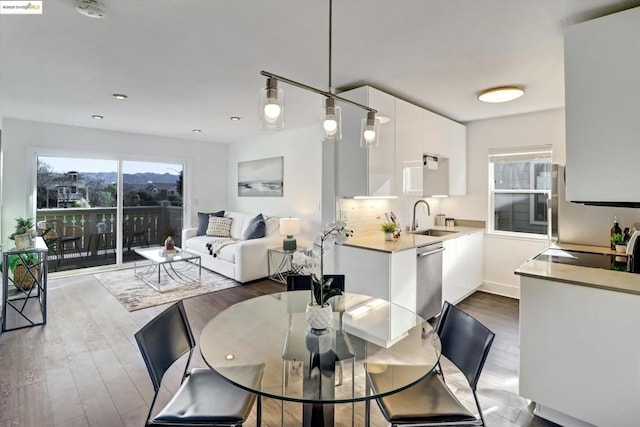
[
  {"xmin": 243, "ymin": 214, "xmax": 266, "ymax": 240},
  {"xmin": 197, "ymin": 210, "xmax": 224, "ymax": 236},
  {"xmin": 206, "ymin": 216, "xmax": 233, "ymax": 238}
]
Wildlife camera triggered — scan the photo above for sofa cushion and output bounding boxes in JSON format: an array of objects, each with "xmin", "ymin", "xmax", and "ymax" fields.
[
  {"xmin": 197, "ymin": 210, "xmax": 224, "ymax": 236},
  {"xmin": 243, "ymin": 214, "xmax": 266, "ymax": 240},
  {"xmin": 265, "ymin": 216, "xmax": 280, "ymax": 236},
  {"xmin": 206, "ymin": 216, "xmax": 233, "ymax": 237}
]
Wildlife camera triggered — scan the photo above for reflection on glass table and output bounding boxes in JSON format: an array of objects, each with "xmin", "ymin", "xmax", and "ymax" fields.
[{"xmin": 199, "ymin": 291, "xmax": 441, "ymax": 427}]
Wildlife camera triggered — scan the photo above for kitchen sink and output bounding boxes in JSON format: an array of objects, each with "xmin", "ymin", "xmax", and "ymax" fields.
[{"xmin": 411, "ymin": 229, "xmax": 458, "ymax": 237}]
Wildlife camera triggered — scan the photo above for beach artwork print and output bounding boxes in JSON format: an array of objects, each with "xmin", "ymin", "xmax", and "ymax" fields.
[{"xmin": 237, "ymin": 156, "xmax": 283, "ymax": 197}]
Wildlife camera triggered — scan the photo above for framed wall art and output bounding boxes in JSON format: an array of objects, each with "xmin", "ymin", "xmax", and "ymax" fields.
[{"xmin": 237, "ymin": 156, "xmax": 283, "ymax": 197}]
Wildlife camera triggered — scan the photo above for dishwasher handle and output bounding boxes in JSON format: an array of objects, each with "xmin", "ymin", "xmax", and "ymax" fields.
[{"xmin": 417, "ymin": 247, "xmax": 445, "ymax": 257}]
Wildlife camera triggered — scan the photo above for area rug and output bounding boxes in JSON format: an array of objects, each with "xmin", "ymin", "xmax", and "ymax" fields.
[{"xmin": 94, "ymin": 267, "xmax": 240, "ymax": 312}]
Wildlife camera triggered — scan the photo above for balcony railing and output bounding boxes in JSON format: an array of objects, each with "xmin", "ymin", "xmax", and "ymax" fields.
[{"xmin": 36, "ymin": 205, "xmax": 183, "ymax": 271}]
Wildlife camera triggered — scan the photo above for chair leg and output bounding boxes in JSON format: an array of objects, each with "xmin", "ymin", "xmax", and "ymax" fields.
[{"xmin": 256, "ymin": 395, "xmax": 261, "ymax": 426}]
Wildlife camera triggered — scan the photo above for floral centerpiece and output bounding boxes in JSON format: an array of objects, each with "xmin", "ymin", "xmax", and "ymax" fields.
[{"xmin": 292, "ymin": 220, "xmax": 352, "ymax": 329}]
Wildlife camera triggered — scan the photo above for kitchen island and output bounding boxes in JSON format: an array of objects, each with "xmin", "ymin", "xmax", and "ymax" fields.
[
  {"xmin": 515, "ymin": 245, "xmax": 640, "ymax": 427},
  {"xmin": 335, "ymin": 226, "xmax": 484, "ymax": 317}
]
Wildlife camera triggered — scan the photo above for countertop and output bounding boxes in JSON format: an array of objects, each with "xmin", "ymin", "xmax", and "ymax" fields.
[
  {"xmin": 343, "ymin": 226, "xmax": 484, "ymax": 253},
  {"xmin": 515, "ymin": 242, "xmax": 640, "ymax": 295}
]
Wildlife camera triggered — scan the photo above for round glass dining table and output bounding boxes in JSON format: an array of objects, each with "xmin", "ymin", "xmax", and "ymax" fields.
[{"xmin": 200, "ymin": 291, "xmax": 441, "ymax": 426}]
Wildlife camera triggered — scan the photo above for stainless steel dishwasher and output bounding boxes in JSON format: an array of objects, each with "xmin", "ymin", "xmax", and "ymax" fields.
[{"xmin": 416, "ymin": 242, "xmax": 445, "ymax": 320}]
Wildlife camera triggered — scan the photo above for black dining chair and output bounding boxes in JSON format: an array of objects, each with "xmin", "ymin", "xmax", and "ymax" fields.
[
  {"xmin": 134, "ymin": 301, "xmax": 264, "ymax": 426},
  {"xmin": 366, "ymin": 301, "xmax": 495, "ymax": 427}
]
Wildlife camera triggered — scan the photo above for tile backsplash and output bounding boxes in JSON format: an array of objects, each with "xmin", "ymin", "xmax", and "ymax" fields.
[{"xmin": 336, "ymin": 199, "xmax": 392, "ymax": 236}]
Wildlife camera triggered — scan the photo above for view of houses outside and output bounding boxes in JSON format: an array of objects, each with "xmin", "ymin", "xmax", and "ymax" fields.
[{"xmin": 36, "ymin": 156, "xmax": 184, "ymax": 272}]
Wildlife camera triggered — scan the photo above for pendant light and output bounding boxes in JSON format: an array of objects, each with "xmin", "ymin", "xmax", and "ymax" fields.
[
  {"xmin": 361, "ymin": 111, "xmax": 380, "ymax": 148},
  {"xmin": 259, "ymin": 77, "xmax": 284, "ymax": 130},
  {"xmin": 321, "ymin": 0, "xmax": 342, "ymax": 142},
  {"xmin": 259, "ymin": 0, "xmax": 377, "ymax": 147}
]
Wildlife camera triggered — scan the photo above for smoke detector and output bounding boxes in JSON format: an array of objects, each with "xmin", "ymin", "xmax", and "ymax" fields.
[{"xmin": 76, "ymin": 0, "xmax": 105, "ymax": 18}]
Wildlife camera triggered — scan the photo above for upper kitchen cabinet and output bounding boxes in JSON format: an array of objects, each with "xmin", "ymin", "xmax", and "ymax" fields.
[
  {"xmin": 565, "ymin": 7, "xmax": 640, "ymax": 205},
  {"xmin": 336, "ymin": 86, "xmax": 396, "ymax": 197},
  {"xmin": 396, "ymin": 99, "xmax": 467, "ymax": 196}
]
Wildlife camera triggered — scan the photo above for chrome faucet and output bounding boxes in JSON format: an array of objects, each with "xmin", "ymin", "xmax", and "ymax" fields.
[{"xmin": 412, "ymin": 200, "xmax": 431, "ymax": 231}]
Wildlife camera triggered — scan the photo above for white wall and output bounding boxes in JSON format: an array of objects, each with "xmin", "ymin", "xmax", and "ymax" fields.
[
  {"xmin": 439, "ymin": 108, "xmax": 640, "ymax": 299},
  {"xmin": 0, "ymin": 118, "xmax": 228, "ymax": 248},
  {"xmin": 226, "ymin": 126, "xmax": 323, "ymax": 240}
]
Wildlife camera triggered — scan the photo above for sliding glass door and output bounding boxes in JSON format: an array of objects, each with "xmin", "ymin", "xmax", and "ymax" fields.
[{"xmin": 36, "ymin": 155, "xmax": 183, "ymax": 273}]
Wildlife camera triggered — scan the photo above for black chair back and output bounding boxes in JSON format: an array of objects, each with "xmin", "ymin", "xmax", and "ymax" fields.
[
  {"xmin": 286, "ymin": 274, "xmax": 345, "ymax": 291},
  {"xmin": 434, "ymin": 301, "xmax": 495, "ymax": 390},
  {"xmin": 134, "ymin": 301, "xmax": 195, "ymax": 392}
]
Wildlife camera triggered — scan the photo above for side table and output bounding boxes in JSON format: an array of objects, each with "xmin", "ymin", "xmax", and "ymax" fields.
[
  {"xmin": 267, "ymin": 247, "xmax": 304, "ymax": 284},
  {"xmin": 2, "ymin": 246, "xmax": 48, "ymax": 332}
]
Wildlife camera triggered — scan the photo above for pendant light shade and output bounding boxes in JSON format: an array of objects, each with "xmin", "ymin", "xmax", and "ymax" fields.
[
  {"xmin": 360, "ymin": 111, "xmax": 380, "ymax": 149},
  {"xmin": 260, "ymin": 77, "xmax": 284, "ymax": 130},
  {"xmin": 322, "ymin": 97, "xmax": 342, "ymax": 142}
]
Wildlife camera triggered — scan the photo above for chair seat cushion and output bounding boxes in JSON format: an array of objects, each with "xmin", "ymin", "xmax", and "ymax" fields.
[
  {"xmin": 370, "ymin": 368, "xmax": 476, "ymax": 423},
  {"xmin": 153, "ymin": 365, "xmax": 263, "ymax": 424}
]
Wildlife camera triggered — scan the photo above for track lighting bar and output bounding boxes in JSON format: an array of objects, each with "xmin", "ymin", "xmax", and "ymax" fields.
[{"xmin": 260, "ymin": 70, "xmax": 378, "ymax": 115}]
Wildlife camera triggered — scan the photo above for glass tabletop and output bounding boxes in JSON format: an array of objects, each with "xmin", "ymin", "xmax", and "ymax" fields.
[
  {"xmin": 134, "ymin": 246, "xmax": 200, "ymax": 263},
  {"xmin": 200, "ymin": 291, "xmax": 441, "ymax": 404}
]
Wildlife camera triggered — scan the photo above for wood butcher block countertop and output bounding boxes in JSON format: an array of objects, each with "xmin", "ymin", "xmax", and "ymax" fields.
[
  {"xmin": 343, "ymin": 226, "xmax": 484, "ymax": 253},
  {"xmin": 515, "ymin": 242, "xmax": 640, "ymax": 296}
]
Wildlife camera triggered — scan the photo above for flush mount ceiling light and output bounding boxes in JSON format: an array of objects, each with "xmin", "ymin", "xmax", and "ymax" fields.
[
  {"xmin": 92, "ymin": 114, "xmax": 103, "ymax": 120},
  {"xmin": 76, "ymin": 0, "xmax": 105, "ymax": 18},
  {"xmin": 478, "ymin": 86, "xmax": 525, "ymax": 103},
  {"xmin": 259, "ymin": 0, "xmax": 379, "ymax": 148},
  {"xmin": 112, "ymin": 93, "xmax": 128, "ymax": 100},
  {"xmin": 192, "ymin": 129, "xmax": 202, "ymax": 133},
  {"xmin": 230, "ymin": 116, "xmax": 241, "ymax": 121}
]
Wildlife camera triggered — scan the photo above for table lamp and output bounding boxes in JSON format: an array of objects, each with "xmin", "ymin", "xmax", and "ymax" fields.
[{"xmin": 279, "ymin": 217, "xmax": 301, "ymax": 251}]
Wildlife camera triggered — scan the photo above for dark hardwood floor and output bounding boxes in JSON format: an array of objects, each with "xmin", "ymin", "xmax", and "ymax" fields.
[{"xmin": 0, "ymin": 274, "xmax": 558, "ymax": 426}]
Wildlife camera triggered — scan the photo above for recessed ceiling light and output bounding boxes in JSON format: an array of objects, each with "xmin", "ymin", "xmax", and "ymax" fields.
[
  {"xmin": 478, "ymin": 86, "xmax": 525, "ymax": 103},
  {"xmin": 112, "ymin": 93, "xmax": 128, "ymax": 100},
  {"xmin": 230, "ymin": 116, "xmax": 241, "ymax": 121},
  {"xmin": 92, "ymin": 114, "xmax": 104, "ymax": 120},
  {"xmin": 192, "ymin": 129, "xmax": 202, "ymax": 133}
]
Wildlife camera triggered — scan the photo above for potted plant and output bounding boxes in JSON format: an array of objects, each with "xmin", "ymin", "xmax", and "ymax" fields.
[
  {"xmin": 381, "ymin": 222, "xmax": 397, "ymax": 241},
  {"xmin": 612, "ymin": 233, "xmax": 626, "ymax": 253},
  {"xmin": 292, "ymin": 221, "xmax": 352, "ymax": 330},
  {"xmin": 9, "ymin": 217, "xmax": 35, "ymax": 250},
  {"xmin": 0, "ymin": 252, "xmax": 39, "ymax": 291}
]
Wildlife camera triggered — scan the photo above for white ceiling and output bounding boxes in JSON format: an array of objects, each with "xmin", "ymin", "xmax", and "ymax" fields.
[{"xmin": 1, "ymin": 0, "xmax": 639, "ymax": 145}]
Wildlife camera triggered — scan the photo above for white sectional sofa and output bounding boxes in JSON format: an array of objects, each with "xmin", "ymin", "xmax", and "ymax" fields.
[{"xmin": 181, "ymin": 211, "xmax": 281, "ymax": 283}]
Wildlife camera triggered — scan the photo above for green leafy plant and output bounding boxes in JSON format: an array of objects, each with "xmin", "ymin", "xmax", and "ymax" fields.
[
  {"xmin": 611, "ymin": 233, "xmax": 625, "ymax": 245},
  {"xmin": 380, "ymin": 222, "xmax": 397, "ymax": 233},
  {"xmin": 0, "ymin": 253, "xmax": 38, "ymax": 274},
  {"xmin": 9, "ymin": 217, "xmax": 34, "ymax": 240}
]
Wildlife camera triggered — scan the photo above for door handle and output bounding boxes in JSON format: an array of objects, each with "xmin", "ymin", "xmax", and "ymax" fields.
[{"xmin": 417, "ymin": 247, "xmax": 445, "ymax": 257}]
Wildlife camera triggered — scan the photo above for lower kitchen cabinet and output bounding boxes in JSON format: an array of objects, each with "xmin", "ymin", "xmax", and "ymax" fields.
[
  {"xmin": 442, "ymin": 231, "xmax": 483, "ymax": 305},
  {"xmin": 335, "ymin": 246, "xmax": 416, "ymax": 312}
]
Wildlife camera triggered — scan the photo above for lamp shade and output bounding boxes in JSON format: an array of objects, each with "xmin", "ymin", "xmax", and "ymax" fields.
[{"xmin": 279, "ymin": 218, "xmax": 301, "ymax": 236}]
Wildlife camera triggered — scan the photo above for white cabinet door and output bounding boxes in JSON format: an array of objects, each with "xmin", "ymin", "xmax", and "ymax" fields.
[
  {"xmin": 442, "ymin": 232, "xmax": 483, "ymax": 305},
  {"xmin": 395, "ymin": 98, "xmax": 424, "ymax": 196},
  {"xmin": 368, "ymin": 88, "xmax": 396, "ymax": 196},
  {"xmin": 448, "ymin": 121, "xmax": 467, "ymax": 196},
  {"xmin": 565, "ymin": 7, "xmax": 640, "ymax": 203},
  {"xmin": 335, "ymin": 245, "xmax": 416, "ymax": 312}
]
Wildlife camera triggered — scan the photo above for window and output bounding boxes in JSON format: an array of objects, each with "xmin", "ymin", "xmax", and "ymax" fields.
[{"xmin": 489, "ymin": 146, "xmax": 552, "ymax": 237}]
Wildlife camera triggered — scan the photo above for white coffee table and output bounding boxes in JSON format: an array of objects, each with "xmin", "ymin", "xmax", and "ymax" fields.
[{"xmin": 133, "ymin": 247, "xmax": 201, "ymax": 292}]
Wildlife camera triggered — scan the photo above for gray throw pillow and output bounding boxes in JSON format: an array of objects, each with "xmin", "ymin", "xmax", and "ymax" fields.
[
  {"xmin": 197, "ymin": 210, "xmax": 224, "ymax": 236},
  {"xmin": 243, "ymin": 214, "xmax": 266, "ymax": 240}
]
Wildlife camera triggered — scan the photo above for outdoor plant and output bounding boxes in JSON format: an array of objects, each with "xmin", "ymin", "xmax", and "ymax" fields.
[
  {"xmin": 292, "ymin": 220, "xmax": 353, "ymax": 306},
  {"xmin": 9, "ymin": 217, "xmax": 34, "ymax": 240},
  {"xmin": 380, "ymin": 222, "xmax": 396, "ymax": 233}
]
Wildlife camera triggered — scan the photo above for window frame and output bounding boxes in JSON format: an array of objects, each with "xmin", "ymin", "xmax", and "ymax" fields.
[{"xmin": 488, "ymin": 147, "xmax": 552, "ymax": 239}]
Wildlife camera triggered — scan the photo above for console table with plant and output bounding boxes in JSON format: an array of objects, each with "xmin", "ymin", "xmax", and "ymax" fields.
[{"xmin": 1, "ymin": 242, "xmax": 48, "ymax": 332}]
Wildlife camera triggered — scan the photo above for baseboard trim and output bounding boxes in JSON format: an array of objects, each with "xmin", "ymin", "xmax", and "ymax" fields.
[{"xmin": 478, "ymin": 281, "xmax": 520, "ymax": 299}]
